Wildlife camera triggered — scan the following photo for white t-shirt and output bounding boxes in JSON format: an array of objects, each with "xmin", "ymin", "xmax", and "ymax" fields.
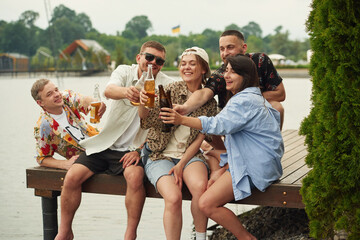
[
  {"xmin": 50, "ymin": 110, "xmax": 89, "ymax": 143},
  {"xmin": 81, "ymin": 64, "xmax": 175, "ymax": 155}
]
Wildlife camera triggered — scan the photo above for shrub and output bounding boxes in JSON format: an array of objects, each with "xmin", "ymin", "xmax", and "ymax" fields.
[{"xmin": 300, "ymin": 0, "xmax": 360, "ymax": 239}]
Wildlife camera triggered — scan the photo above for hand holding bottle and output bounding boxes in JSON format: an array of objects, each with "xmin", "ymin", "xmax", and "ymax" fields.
[
  {"xmin": 130, "ymin": 72, "xmax": 146, "ymax": 106},
  {"xmin": 159, "ymin": 85, "xmax": 173, "ymax": 132},
  {"xmin": 90, "ymin": 84, "xmax": 102, "ymax": 124},
  {"xmin": 144, "ymin": 64, "xmax": 155, "ymax": 108}
]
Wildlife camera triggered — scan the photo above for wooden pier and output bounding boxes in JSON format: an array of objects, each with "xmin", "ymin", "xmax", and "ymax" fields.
[{"xmin": 26, "ymin": 129, "xmax": 310, "ymax": 239}]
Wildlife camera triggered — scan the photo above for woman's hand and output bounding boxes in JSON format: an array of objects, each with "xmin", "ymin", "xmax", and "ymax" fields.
[
  {"xmin": 159, "ymin": 108, "xmax": 183, "ymax": 125},
  {"xmin": 207, "ymin": 167, "xmax": 226, "ymax": 189},
  {"xmin": 169, "ymin": 164, "xmax": 184, "ymax": 190},
  {"xmin": 98, "ymin": 102, "xmax": 107, "ymax": 118}
]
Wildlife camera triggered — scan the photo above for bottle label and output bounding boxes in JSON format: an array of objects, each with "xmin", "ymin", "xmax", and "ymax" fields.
[{"xmin": 90, "ymin": 106, "xmax": 96, "ymax": 118}]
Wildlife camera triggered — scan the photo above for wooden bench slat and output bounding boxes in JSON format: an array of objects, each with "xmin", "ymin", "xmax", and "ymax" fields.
[
  {"xmin": 282, "ymin": 130, "xmax": 300, "ymax": 142},
  {"xmin": 26, "ymin": 129, "xmax": 310, "ymax": 210},
  {"xmin": 280, "ymin": 164, "xmax": 311, "ymax": 184},
  {"xmin": 282, "ymin": 150, "xmax": 308, "ymax": 169}
]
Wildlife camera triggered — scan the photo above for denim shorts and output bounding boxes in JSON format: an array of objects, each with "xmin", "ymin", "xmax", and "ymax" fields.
[{"xmin": 141, "ymin": 144, "xmax": 208, "ymax": 191}]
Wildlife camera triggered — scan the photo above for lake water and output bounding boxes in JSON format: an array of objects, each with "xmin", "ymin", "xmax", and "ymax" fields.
[{"xmin": 0, "ymin": 72, "xmax": 312, "ymax": 240}]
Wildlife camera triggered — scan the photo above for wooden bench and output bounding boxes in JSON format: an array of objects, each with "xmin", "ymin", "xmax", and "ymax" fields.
[{"xmin": 26, "ymin": 129, "xmax": 309, "ymax": 239}]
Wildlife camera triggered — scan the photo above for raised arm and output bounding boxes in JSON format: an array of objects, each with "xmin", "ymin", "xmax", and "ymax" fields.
[
  {"xmin": 173, "ymin": 88, "xmax": 214, "ymax": 115},
  {"xmin": 160, "ymin": 108, "xmax": 203, "ymax": 130},
  {"xmin": 138, "ymin": 88, "xmax": 150, "ymax": 119},
  {"xmin": 104, "ymin": 83, "xmax": 140, "ymax": 102}
]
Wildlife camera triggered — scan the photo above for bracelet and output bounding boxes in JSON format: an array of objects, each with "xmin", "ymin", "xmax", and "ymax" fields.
[{"xmin": 135, "ymin": 148, "xmax": 141, "ymax": 155}]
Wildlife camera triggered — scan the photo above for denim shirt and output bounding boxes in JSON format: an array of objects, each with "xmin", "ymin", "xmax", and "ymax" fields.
[{"xmin": 199, "ymin": 87, "xmax": 284, "ymax": 201}]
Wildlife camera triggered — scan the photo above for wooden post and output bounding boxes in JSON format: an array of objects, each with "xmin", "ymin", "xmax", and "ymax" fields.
[{"xmin": 41, "ymin": 196, "xmax": 58, "ymax": 240}]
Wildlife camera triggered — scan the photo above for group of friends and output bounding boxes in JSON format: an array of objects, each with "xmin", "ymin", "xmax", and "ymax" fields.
[{"xmin": 31, "ymin": 30, "xmax": 285, "ymax": 240}]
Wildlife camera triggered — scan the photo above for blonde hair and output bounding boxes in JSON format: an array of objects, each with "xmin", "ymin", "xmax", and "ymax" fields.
[{"xmin": 31, "ymin": 79, "xmax": 50, "ymax": 101}]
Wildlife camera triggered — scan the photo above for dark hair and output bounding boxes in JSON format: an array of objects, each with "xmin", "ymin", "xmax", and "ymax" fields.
[
  {"xmin": 225, "ymin": 54, "xmax": 259, "ymax": 101},
  {"xmin": 140, "ymin": 41, "xmax": 166, "ymax": 54},
  {"xmin": 221, "ymin": 30, "xmax": 245, "ymax": 42}
]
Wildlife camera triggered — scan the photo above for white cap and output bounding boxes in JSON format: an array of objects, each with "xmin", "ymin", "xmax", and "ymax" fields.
[{"xmin": 180, "ymin": 46, "xmax": 211, "ymax": 78}]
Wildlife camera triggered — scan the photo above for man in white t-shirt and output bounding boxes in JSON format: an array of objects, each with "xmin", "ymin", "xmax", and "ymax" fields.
[
  {"xmin": 55, "ymin": 41, "xmax": 174, "ymax": 240},
  {"xmin": 31, "ymin": 79, "xmax": 106, "ymax": 170}
]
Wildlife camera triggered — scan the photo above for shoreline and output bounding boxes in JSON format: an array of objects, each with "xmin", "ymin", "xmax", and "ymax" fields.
[{"xmin": 0, "ymin": 68, "xmax": 310, "ymax": 79}]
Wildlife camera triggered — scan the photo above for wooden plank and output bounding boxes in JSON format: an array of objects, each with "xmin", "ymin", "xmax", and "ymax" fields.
[
  {"xmin": 281, "ymin": 157, "xmax": 307, "ymax": 181},
  {"xmin": 26, "ymin": 167, "xmax": 193, "ymax": 200},
  {"xmin": 283, "ymin": 134, "xmax": 304, "ymax": 147},
  {"xmin": 282, "ymin": 143, "xmax": 307, "ymax": 162},
  {"xmin": 283, "ymin": 137, "xmax": 306, "ymax": 153},
  {"xmin": 281, "ymin": 164, "xmax": 311, "ymax": 184},
  {"xmin": 282, "ymin": 130, "xmax": 299, "ymax": 142},
  {"xmin": 233, "ymin": 184, "xmax": 304, "ymax": 208},
  {"xmin": 26, "ymin": 129, "xmax": 310, "ymax": 209},
  {"xmin": 282, "ymin": 150, "xmax": 308, "ymax": 169}
]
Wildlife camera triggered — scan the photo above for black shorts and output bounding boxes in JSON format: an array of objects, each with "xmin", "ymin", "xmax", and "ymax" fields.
[{"xmin": 75, "ymin": 149, "xmax": 143, "ymax": 175}]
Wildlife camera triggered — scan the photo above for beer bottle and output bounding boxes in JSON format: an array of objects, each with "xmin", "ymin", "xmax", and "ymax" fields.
[
  {"xmin": 130, "ymin": 71, "xmax": 146, "ymax": 106},
  {"xmin": 159, "ymin": 85, "xmax": 173, "ymax": 132},
  {"xmin": 90, "ymin": 84, "xmax": 101, "ymax": 124},
  {"xmin": 144, "ymin": 64, "xmax": 155, "ymax": 108}
]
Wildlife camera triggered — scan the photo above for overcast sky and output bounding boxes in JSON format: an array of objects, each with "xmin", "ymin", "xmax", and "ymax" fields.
[{"xmin": 1, "ymin": 0, "xmax": 312, "ymax": 40}]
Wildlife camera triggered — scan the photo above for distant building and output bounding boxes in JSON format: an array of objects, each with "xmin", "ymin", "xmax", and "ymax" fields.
[
  {"xmin": 0, "ymin": 53, "xmax": 29, "ymax": 72},
  {"xmin": 268, "ymin": 54, "xmax": 286, "ymax": 66},
  {"xmin": 60, "ymin": 39, "xmax": 111, "ymax": 70}
]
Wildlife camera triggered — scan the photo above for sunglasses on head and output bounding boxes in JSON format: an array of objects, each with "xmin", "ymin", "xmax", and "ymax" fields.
[{"xmin": 141, "ymin": 52, "xmax": 165, "ymax": 66}]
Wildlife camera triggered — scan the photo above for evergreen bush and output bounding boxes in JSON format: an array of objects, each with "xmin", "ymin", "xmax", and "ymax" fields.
[{"xmin": 300, "ymin": 0, "xmax": 360, "ymax": 239}]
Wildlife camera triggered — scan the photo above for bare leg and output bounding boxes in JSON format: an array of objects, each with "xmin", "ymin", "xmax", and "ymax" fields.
[
  {"xmin": 55, "ymin": 164, "xmax": 94, "ymax": 240},
  {"xmin": 123, "ymin": 165, "xmax": 146, "ymax": 240},
  {"xmin": 199, "ymin": 171, "xmax": 257, "ymax": 240},
  {"xmin": 157, "ymin": 175, "xmax": 183, "ymax": 240},
  {"xmin": 183, "ymin": 161, "xmax": 208, "ymax": 234}
]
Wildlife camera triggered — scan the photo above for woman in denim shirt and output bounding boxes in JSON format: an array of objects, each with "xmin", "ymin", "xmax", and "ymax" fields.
[{"xmin": 161, "ymin": 54, "xmax": 284, "ymax": 240}]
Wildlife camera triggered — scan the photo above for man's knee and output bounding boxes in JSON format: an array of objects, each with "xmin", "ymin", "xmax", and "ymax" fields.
[
  {"xmin": 124, "ymin": 166, "xmax": 144, "ymax": 189},
  {"xmin": 63, "ymin": 164, "xmax": 93, "ymax": 188}
]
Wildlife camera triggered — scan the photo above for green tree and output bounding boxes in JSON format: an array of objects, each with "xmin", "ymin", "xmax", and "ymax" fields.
[
  {"xmin": 51, "ymin": 17, "xmax": 85, "ymax": 46},
  {"xmin": 246, "ymin": 35, "xmax": 264, "ymax": 53},
  {"xmin": 123, "ymin": 15, "xmax": 152, "ymax": 39},
  {"xmin": 76, "ymin": 13, "xmax": 93, "ymax": 32},
  {"xmin": 300, "ymin": 0, "xmax": 360, "ymax": 239},
  {"xmin": 51, "ymin": 4, "xmax": 77, "ymax": 23},
  {"xmin": 19, "ymin": 10, "xmax": 39, "ymax": 27},
  {"xmin": 0, "ymin": 21, "xmax": 30, "ymax": 55},
  {"xmin": 225, "ymin": 23, "xmax": 241, "ymax": 32},
  {"xmin": 242, "ymin": 21, "xmax": 262, "ymax": 39},
  {"xmin": 202, "ymin": 29, "xmax": 221, "ymax": 52}
]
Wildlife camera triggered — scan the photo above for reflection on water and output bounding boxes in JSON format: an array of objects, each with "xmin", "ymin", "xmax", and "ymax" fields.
[{"xmin": 0, "ymin": 73, "xmax": 312, "ymax": 240}]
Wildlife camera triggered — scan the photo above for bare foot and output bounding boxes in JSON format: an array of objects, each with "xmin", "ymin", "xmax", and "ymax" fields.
[
  {"xmin": 54, "ymin": 229, "xmax": 74, "ymax": 240},
  {"xmin": 124, "ymin": 229, "xmax": 136, "ymax": 240}
]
